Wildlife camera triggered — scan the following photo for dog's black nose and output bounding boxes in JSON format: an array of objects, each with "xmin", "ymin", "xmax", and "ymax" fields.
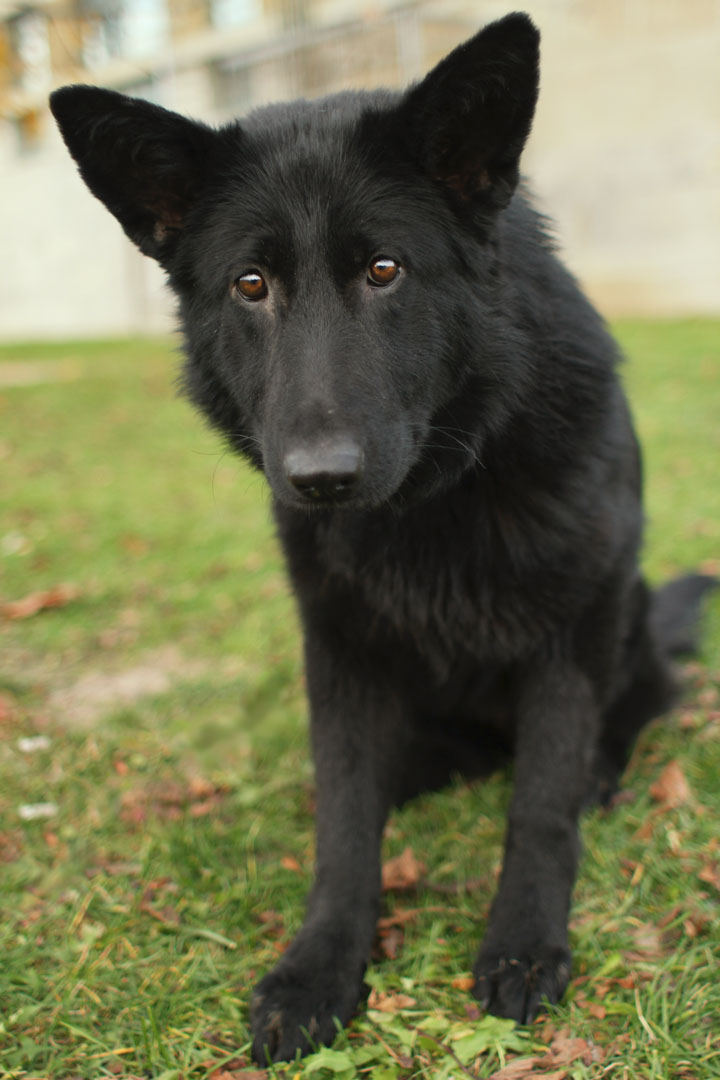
[{"xmin": 283, "ymin": 440, "xmax": 364, "ymax": 502}]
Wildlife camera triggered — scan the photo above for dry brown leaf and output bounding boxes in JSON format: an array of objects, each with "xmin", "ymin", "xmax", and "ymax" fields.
[
  {"xmin": 2, "ymin": 583, "xmax": 79, "ymax": 619},
  {"xmin": 488, "ymin": 1056, "xmax": 546, "ymax": 1079},
  {"xmin": 256, "ymin": 910, "xmax": 284, "ymax": 938},
  {"xmin": 649, "ymin": 760, "xmax": 691, "ymax": 807},
  {"xmin": 683, "ymin": 912, "xmax": 710, "ymax": 938},
  {"xmin": 0, "ymin": 831, "xmax": 23, "ymax": 863},
  {"xmin": 140, "ymin": 900, "xmax": 181, "ymax": 926},
  {"xmin": 657, "ymin": 904, "xmax": 683, "ymax": 928},
  {"xmin": 587, "ymin": 1002, "xmax": 607, "ymax": 1020},
  {"xmin": 367, "ymin": 989, "xmax": 416, "ymax": 1012},
  {"xmin": 698, "ymin": 862, "xmax": 720, "ymax": 892},
  {"xmin": 452, "ymin": 974, "xmax": 475, "ymax": 991},
  {"xmin": 0, "ymin": 694, "xmax": 17, "ymax": 726},
  {"xmin": 280, "ymin": 855, "xmax": 302, "ymax": 873},
  {"xmin": 548, "ymin": 1035, "xmax": 596, "ymax": 1065},
  {"xmin": 629, "ymin": 922, "xmax": 664, "ymax": 959},
  {"xmin": 188, "ymin": 776, "xmax": 216, "ymax": 799},
  {"xmin": 382, "ymin": 846, "xmax": 426, "ymax": 891},
  {"xmin": 376, "ymin": 924, "xmax": 404, "ymax": 959},
  {"xmin": 634, "ymin": 811, "xmax": 659, "ymax": 840},
  {"xmin": 376, "ymin": 907, "xmax": 420, "ymax": 930}
]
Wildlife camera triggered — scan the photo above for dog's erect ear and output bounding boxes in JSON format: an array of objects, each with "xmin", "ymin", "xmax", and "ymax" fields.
[
  {"xmin": 401, "ymin": 12, "xmax": 539, "ymax": 209},
  {"xmin": 50, "ymin": 86, "xmax": 219, "ymax": 261}
]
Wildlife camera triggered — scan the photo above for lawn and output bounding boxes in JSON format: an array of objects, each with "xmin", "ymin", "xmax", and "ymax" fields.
[{"xmin": 0, "ymin": 322, "xmax": 718, "ymax": 1080}]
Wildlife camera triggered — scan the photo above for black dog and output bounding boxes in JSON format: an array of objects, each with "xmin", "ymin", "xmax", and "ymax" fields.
[{"xmin": 50, "ymin": 12, "xmax": 715, "ymax": 1063}]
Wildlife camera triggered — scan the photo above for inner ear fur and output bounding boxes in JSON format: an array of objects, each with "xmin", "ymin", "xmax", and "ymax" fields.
[
  {"xmin": 401, "ymin": 12, "xmax": 540, "ymax": 208},
  {"xmin": 49, "ymin": 86, "xmax": 219, "ymax": 261}
]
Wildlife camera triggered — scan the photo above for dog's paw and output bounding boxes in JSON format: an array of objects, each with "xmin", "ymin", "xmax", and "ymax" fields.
[
  {"xmin": 472, "ymin": 943, "xmax": 571, "ymax": 1024},
  {"xmin": 250, "ymin": 960, "xmax": 365, "ymax": 1063}
]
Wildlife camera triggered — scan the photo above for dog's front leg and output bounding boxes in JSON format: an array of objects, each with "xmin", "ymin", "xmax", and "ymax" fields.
[
  {"xmin": 474, "ymin": 658, "xmax": 598, "ymax": 1023},
  {"xmin": 250, "ymin": 638, "xmax": 403, "ymax": 1062}
]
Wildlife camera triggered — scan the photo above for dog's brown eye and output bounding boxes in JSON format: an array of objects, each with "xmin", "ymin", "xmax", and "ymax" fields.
[
  {"xmin": 367, "ymin": 256, "xmax": 400, "ymax": 287},
  {"xmin": 234, "ymin": 270, "xmax": 268, "ymax": 301}
]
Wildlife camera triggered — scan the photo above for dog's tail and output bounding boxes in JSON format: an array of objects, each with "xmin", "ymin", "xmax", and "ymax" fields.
[{"xmin": 650, "ymin": 573, "xmax": 717, "ymax": 657}]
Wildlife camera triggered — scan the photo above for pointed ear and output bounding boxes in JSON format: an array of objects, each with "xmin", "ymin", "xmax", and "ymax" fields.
[
  {"xmin": 402, "ymin": 12, "xmax": 539, "ymax": 209},
  {"xmin": 49, "ymin": 86, "xmax": 219, "ymax": 261}
]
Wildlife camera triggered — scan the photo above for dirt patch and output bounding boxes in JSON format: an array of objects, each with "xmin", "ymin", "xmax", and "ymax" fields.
[
  {"xmin": 46, "ymin": 646, "xmax": 245, "ymax": 728},
  {"xmin": 0, "ymin": 359, "xmax": 84, "ymax": 387}
]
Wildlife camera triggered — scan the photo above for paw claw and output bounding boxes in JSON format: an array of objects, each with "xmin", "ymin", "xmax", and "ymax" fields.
[
  {"xmin": 250, "ymin": 958, "xmax": 365, "ymax": 1063},
  {"xmin": 473, "ymin": 944, "xmax": 571, "ymax": 1024}
]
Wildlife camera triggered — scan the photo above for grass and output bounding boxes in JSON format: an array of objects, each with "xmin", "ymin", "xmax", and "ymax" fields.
[{"xmin": 0, "ymin": 321, "xmax": 718, "ymax": 1080}]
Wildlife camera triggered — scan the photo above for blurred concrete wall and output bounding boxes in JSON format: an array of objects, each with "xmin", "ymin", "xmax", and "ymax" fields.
[{"xmin": 0, "ymin": 0, "xmax": 718, "ymax": 340}]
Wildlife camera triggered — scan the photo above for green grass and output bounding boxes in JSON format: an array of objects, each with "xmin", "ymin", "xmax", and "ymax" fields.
[{"xmin": 0, "ymin": 322, "xmax": 718, "ymax": 1080}]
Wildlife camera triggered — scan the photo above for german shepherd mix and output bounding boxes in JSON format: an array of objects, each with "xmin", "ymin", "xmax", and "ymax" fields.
[{"xmin": 51, "ymin": 12, "xmax": 714, "ymax": 1063}]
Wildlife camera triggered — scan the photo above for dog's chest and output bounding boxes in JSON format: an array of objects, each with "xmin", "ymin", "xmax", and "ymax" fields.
[{"xmin": 310, "ymin": 503, "xmax": 578, "ymax": 669}]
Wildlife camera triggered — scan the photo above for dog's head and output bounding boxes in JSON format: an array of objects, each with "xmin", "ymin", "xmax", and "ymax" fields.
[{"xmin": 51, "ymin": 13, "xmax": 539, "ymax": 511}]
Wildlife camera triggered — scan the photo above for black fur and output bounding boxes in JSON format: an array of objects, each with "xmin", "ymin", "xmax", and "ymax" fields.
[{"xmin": 50, "ymin": 12, "xmax": 715, "ymax": 1063}]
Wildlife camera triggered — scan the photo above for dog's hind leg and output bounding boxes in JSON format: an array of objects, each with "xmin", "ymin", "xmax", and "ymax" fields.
[
  {"xmin": 589, "ymin": 574, "xmax": 716, "ymax": 806},
  {"xmin": 250, "ymin": 630, "xmax": 412, "ymax": 1063}
]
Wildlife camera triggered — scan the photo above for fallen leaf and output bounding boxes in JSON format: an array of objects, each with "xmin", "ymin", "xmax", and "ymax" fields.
[
  {"xmin": 382, "ymin": 846, "xmax": 426, "ymax": 891},
  {"xmin": 683, "ymin": 912, "xmax": 710, "ymax": 938},
  {"xmin": 649, "ymin": 760, "xmax": 691, "ymax": 808},
  {"xmin": 375, "ymin": 924, "xmax": 404, "ymax": 959},
  {"xmin": 588, "ymin": 1002, "xmax": 607, "ymax": 1020},
  {"xmin": 548, "ymin": 1035, "xmax": 596, "ymax": 1065},
  {"xmin": 628, "ymin": 923, "xmax": 664, "ymax": 959},
  {"xmin": 698, "ymin": 862, "xmax": 720, "ymax": 892},
  {"xmin": 211, "ymin": 1071, "xmax": 266, "ymax": 1080},
  {"xmin": 0, "ymin": 694, "xmax": 17, "ymax": 725},
  {"xmin": 635, "ymin": 810, "xmax": 661, "ymax": 840},
  {"xmin": 140, "ymin": 900, "xmax": 181, "ymax": 926},
  {"xmin": 188, "ymin": 775, "xmax": 216, "ymax": 799},
  {"xmin": 2, "ymin": 583, "xmax": 79, "ymax": 619},
  {"xmin": 537, "ymin": 1020, "xmax": 557, "ymax": 1043},
  {"xmin": 367, "ymin": 989, "xmax": 416, "ymax": 1012},
  {"xmin": 0, "ymin": 831, "xmax": 23, "ymax": 863},
  {"xmin": 657, "ymin": 905, "xmax": 683, "ymax": 928},
  {"xmin": 280, "ymin": 855, "xmax": 302, "ymax": 873},
  {"xmin": 488, "ymin": 1057, "xmax": 547, "ymax": 1079},
  {"xmin": 452, "ymin": 974, "xmax": 475, "ymax": 991},
  {"xmin": 204, "ymin": 1060, "xmax": 250, "ymax": 1079},
  {"xmin": 376, "ymin": 906, "xmax": 419, "ymax": 931}
]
